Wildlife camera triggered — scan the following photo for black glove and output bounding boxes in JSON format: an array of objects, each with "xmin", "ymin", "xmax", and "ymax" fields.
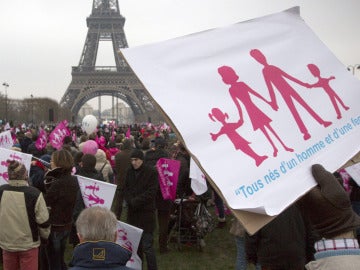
[{"xmin": 299, "ymin": 164, "xmax": 360, "ymax": 239}]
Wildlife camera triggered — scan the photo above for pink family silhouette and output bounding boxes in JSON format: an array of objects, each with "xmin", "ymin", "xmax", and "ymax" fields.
[
  {"xmin": 210, "ymin": 49, "xmax": 347, "ymax": 166},
  {"xmin": 209, "ymin": 107, "xmax": 268, "ymax": 167},
  {"xmin": 306, "ymin": 63, "xmax": 350, "ymax": 119}
]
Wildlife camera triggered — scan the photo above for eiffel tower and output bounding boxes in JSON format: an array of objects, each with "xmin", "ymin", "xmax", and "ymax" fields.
[{"xmin": 60, "ymin": 0, "xmax": 162, "ymax": 123}]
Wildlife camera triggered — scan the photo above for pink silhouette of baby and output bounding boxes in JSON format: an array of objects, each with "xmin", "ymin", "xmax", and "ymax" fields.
[
  {"xmin": 209, "ymin": 107, "xmax": 267, "ymax": 166},
  {"xmin": 307, "ymin": 63, "xmax": 350, "ymax": 119}
]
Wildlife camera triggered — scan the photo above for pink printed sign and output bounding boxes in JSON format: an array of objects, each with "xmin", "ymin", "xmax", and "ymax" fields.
[
  {"xmin": 0, "ymin": 148, "xmax": 32, "ymax": 185},
  {"xmin": 76, "ymin": 175, "xmax": 117, "ymax": 209},
  {"xmin": 121, "ymin": 7, "xmax": 360, "ymax": 219},
  {"xmin": 49, "ymin": 120, "xmax": 71, "ymax": 149},
  {"xmin": 0, "ymin": 130, "xmax": 13, "ymax": 150},
  {"xmin": 156, "ymin": 158, "xmax": 180, "ymax": 200},
  {"xmin": 116, "ymin": 221, "xmax": 143, "ymax": 270},
  {"xmin": 35, "ymin": 129, "xmax": 48, "ymax": 150}
]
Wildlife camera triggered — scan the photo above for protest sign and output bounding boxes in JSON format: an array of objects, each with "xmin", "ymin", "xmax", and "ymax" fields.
[
  {"xmin": 345, "ymin": 163, "xmax": 360, "ymax": 186},
  {"xmin": 116, "ymin": 221, "xmax": 143, "ymax": 270},
  {"xmin": 0, "ymin": 130, "xmax": 13, "ymax": 150},
  {"xmin": 190, "ymin": 158, "xmax": 208, "ymax": 195},
  {"xmin": 120, "ymin": 7, "xmax": 360, "ymax": 233},
  {"xmin": 156, "ymin": 158, "xmax": 180, "ymax": 200},
  {"xmin": 76, "ymin": 175, "xmax": 117, "ymax": 209},
  {"xmin": 0, "ymin": 148, "xmax": 32, "ymax": 185}
]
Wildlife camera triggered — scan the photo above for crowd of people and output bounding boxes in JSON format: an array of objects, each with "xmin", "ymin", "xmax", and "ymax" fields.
[{"xmin": 0, "ymin": 122, "xmax": 360, "ymax": 270}]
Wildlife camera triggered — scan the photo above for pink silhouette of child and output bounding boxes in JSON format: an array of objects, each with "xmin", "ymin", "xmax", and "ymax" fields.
[
  {"xmin": 209, "ymin": 107, "xmax": 268, "ymax": 166},
  {"xmin": 307, "ymin": 63, "xmax": 350, "ymax": 119},
  {"xmin": 250, "ymin": 49, "xmax": 332, "ymax": 140},
  {"xmin": 218, "ymin": 65, "xmax": 293, "ymax": 157}
]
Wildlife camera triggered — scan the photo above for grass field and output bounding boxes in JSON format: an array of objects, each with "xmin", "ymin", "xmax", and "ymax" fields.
[{"xmin": 0, "ymin": 205, "xmax": 257, "ymax": 270}]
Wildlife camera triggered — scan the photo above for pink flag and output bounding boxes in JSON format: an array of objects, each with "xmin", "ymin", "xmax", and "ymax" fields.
[
  {"xmin": 126, "ymin": 127, "xmax": 131, "ymax": 138},
  {"xmin": 156, "ymin": 158, "xmax": 180, "ymax": 200},
  {"xmin": 48, "ymin": 120, "xmax": 71, "ymax": 149},
  {"xmin": 35, "ymin": 129, "xmax": 48, "ymax": 150}
]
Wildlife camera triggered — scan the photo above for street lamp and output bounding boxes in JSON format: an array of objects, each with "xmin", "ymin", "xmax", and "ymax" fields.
[
  {"xmin": 2, "ymin": 82, "xmax": 9, "ymax": 122},
  {"xmin": 347, "ymin": 64, "xmax": 360, "ymax": 75},
  {"xmin": 30, "ymin": 94, "xmax": 34, "ymax": 124}
]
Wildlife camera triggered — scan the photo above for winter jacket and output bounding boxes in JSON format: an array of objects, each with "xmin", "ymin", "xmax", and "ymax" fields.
[
  {"xmin": 95, "ymin": 149, "xmax": 114, "ymax": 182},
  {"xmin": 246, "ymin": 204, "xmax": 316, "ymax": 269},
  {"xmin": 0, "ymin": 180, "xmax": 50, "ymax": 251},
  {"xmin": 306, "ymin": 250, "xmax": 360, "ymax": 270},
  {"xmin": 69, "ymin": 241, "xmax": 132, "ymax": 270},
  {"xmin": 29, "ymin": 161, "xmax": 47, "ymax": 193},
  {"xmin": 124, "ymin": 163, "xmax": 158, "ymax": 233},
  {"xmin": 44, "ymin": 167, "xmax": 79, "ymax": 231}
]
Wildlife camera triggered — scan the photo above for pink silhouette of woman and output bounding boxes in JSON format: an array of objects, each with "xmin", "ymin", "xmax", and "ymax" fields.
[
  {"xmin": 209, "ymin": 107, "xmax": 268, "ymax": 166},
  {"xmin": 218, "ymin": 66, "xmax": 293, "ymax": 157},
  {"xmin": 307, "ymin": 63, "xmax": 350, "ymax": 119},
  {"xmin": 250, "ymin": 49, "xmax": 332, "ymax": 140}
]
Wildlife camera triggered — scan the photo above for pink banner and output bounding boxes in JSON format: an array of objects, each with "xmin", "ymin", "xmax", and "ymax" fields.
[
  {"xmin": 35, "ymin": 129, "xmax": 48, "ymax": 150},
  {"xmin": 48, "ymin": 120, "xmax": 71, "ymax": 149},
  {"xmin": 156, "ymin": 158, "xmax": 180, "ymax": 200}
]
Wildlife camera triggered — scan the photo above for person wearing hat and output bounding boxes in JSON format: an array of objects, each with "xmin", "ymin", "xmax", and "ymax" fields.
[
  {"xmin": 0, "ymin": 160, "xmax": 50, "ymax": 270},
  {"xmin": 124, "ymin": 149, "xmax": 158, "ymax": 270}
]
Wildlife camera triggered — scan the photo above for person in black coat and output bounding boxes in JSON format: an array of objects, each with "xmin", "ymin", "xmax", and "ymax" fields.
[
  {"xmin": 145, "ymin": 137, "xmax": 172, "ymax": 253},
  {"xmin": 44, "ymin": 149, "xmax": 79, "ymax": 270},
  {"xmin": 124, "ymin": 149, "xmax": 158, "ymax": 270},
  {"xmin": 69, "ymin": 154, "xmax": 105, "ymax": 247},
  {"xmin": 246, "ymin": 203, "xmax": 316, "ymax": 270}
]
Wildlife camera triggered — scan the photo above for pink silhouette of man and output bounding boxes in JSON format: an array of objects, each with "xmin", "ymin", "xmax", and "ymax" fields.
[
  {"xmin": 307, "ymin": 63, "xmax": 350, "ymax": 119},
  {"xmin": 209, "ymin": 107, "xmax": 268, "ymax": 166},
  {"xmin": 250, "ymin": 49, "xmax": 332, "ymax": 140},
  {"xmin": 218, "ymin": 65, "xmax": 293, "ymax": 157}
]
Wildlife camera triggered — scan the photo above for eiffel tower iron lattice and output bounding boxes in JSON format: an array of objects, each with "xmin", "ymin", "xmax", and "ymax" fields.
[{"xmin": 60, "ymin": 0, "xmax": 162, "ymax": 123}]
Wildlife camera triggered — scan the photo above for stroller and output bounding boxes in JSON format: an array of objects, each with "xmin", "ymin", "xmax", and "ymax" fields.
[{"xmin": 168, "ymin": 196, "xmax": 216, "ymax": 251}]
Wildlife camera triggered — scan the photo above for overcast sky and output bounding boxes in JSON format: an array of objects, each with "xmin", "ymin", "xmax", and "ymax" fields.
[{"xmin": 0, "ymin": 0, "xmax": 359, "ymax": 110}]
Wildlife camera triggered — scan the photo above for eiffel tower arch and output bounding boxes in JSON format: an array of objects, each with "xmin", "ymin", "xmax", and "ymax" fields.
[{"xmin": 60, "ymin": 0, "xmax": 162, "ymax": 123}]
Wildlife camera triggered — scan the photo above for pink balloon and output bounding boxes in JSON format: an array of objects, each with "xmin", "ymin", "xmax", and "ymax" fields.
[{"xmin": 82, "ymin": 140, "xmax": 98, "ymax": 155}]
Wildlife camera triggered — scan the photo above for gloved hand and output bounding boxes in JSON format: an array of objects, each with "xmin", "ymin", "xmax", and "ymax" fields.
[{"xmin": 299, "ymin": 164, "xmax": 360, "ymax": 239}]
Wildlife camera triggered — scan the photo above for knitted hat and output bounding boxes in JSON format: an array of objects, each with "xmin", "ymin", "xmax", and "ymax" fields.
[
  {"xmin": 130, "ymin": 149, "xmax": 144, "ymax": 160},
  {"xmin": 7, "ymin": 160, "xmax": 28, "ymax": 180}
]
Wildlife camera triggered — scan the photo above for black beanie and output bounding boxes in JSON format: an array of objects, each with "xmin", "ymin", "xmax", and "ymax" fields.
[{"xmin": 130, "ymin": 149, "xmax": 144, "ymax": 160}]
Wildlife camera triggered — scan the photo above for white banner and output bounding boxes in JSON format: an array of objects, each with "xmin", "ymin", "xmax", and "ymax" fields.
[
  {"xmin": 0, "ymin": 148, "xmax": 32, "ymax": 185},
  {"xmin": 121, "ymin": 7, "xmax": 360, "ymax": 215},
  {"xmin": 0, "ymin": 130, "xmax": 13, "ymax": 150},
  {"xmin": 76, "ymin": 175, "xmax": 117, "ymax": 209},
  {"xmin": 116, "ymin": 221, "xmax": 143, "ymax": 270},
  {"xmin": 190, "ymin": 158, "xmax": 208, "ymax": 195},
  {"xmin": 345, "ymin": 163, "xmax": 360, "ymax": 186}
]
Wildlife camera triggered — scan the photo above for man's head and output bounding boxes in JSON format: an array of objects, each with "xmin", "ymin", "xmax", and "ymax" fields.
[
  {"xmin": 76, "ymin": 206, "xmax": 118, "ymax": 243},
  {"xmin": 130, "ymin": 149, "xmax": 144, "ymax": 170}
]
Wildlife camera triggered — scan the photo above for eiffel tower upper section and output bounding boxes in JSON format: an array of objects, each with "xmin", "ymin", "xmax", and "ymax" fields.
[{"xmin": 60, "ymin": 0, "xmax": 161, "ymax": 122}]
